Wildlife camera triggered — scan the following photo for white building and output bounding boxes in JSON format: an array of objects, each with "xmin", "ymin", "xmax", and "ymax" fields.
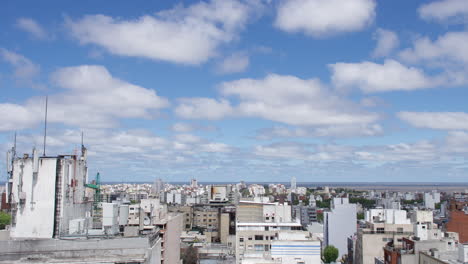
[
  {"xmin": 365, "ymin": 208, "xmax": 411, "ymax": 225},
  {"xmin": 236, "ymin": 201, "xmax": 317, "ymax": 264},
  {"xmin": 424, "ymin": 191, "xmax": 441, "ymax": 209},
  {"xmin": 291, "ymin": 176, "xmax": 297, "ymax": 192},
  {"xmin": 324, "ymin": 198, "xmax": 357, "ymax": 257},
  {"xmin": 6, "ymin": 147, "xmax": 93, "ymax": 239}
]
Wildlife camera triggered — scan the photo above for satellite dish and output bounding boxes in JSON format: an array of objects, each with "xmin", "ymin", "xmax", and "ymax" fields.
[{"xmin": 144, "ymin": 216, "xmax": 151, "ymax": 225}]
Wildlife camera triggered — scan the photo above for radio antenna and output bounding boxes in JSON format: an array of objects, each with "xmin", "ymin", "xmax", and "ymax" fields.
[{"xmin": 43, "ymin": 96, "xmax": 48, "ymax": 156}]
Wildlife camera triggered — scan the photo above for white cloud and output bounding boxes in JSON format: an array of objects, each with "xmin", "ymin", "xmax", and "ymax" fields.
[
  {"xmin": 275, "ymin": 0, "xmax": 376, "ymax": 37},
  {"xmin": 16, "ymin": 18, "xmax": 49, "ymax": 40},
  {"xmin": 445, "ymin": 131, "xmax": 468, "ymax": 153},
  {"xmin": 0, "ymin": 104, "xmax": 37, "ymax": 131},
  {"xmin": 200, "ymin": 142, "xmax": 232, "ymax": 153},
  {"xmin": 217, "ymin": 52, "xmax": 249, "ymax": 74},
  {"xmin": 220, "ymin": 74, "xmax": 378, "ymax": 125},
  {"xmin": 418, "ymin": 0, "xmax": 468, "ymax": 24},
  {"xmin": 0, "ymin": 65, "xmax": 169, "ymax": 131},
  {"xmin": 175, "ymin": 98, "xmax": 234, "ymax": 120},
  {"xmin": 356, "ymin": 141, "xmax": 437, "ymax": 162},
  {"xmin": 176, "ymin": 74, "xmax": 378, "ymax": 126},
  {"xmin": 171, "ymin": 123, "xmax": 194, "ymax": 133},
  {"xmin": 372, "ymin": 28, "xmax": 399, "ymax": 58},
  {"xmin": 0, "ymin": 48, "xmax": 40, "ymax": 80},
  {"xmin": 174, "ymin": 133, "xmax": 201, "ymax": 144},
  {"xmin": 399, "ymin": 31, "xmax": 468, "ymax": 65},
  {"xmin": 257, "ymin": 124, "xmax": 383, "ymax": 139},
  {"xmin": 66, "ymin": 0, "xmax": 258, "ymax": 65},
  {"xmin": 330, "ymin": 59, "xmax": 438, "ymax": 92},
  {"xmin": 398, "ymin": 112, "xmax": 468, "ymax": 130}
]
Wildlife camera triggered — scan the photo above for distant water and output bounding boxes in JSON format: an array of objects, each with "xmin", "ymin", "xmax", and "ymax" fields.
[{"xmin": 1, "ymin": 181, "xmax": 467, "ymax": 188}]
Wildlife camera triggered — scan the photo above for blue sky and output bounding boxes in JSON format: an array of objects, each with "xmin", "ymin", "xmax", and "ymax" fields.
[{"xmin": 1, "ymin": 0, "xmax": 468, "ymax": 182}]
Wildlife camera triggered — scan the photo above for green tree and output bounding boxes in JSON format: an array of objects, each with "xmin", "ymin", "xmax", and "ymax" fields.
[
  {"xmin": 0, "ymin": 212, "xmax": 11, "ymax": 230},
  {"xmin": 349, "ymin": 197, "xmax": 376, "ymax": 209},
  {"xmin": 316, "ymin": 199, "xmax": 331, "ymax": 208},
  {"xmin": 317, "ymin": 212, "xmax": 324, "ymax": 223},
  {"xmin": 323, "ymin": 245, "xmax": 339, "ymax": 263},
  {"xmin": 357, "ymin": 212, "xmax": 364, "ymax": 220}
]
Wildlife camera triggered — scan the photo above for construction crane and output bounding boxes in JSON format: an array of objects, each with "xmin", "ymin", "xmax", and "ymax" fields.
[{"xmin": 85, "ymin": 172, "xmax": 101, "ymax": 210}]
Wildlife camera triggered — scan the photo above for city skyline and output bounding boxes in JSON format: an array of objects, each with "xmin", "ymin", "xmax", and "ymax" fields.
[{"xmin": 1, "ymin": 0, "xmax": 468, "ymax": 182}]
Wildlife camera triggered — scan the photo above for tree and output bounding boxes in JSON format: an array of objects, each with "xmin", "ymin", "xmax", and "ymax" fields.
[
  {"xmin": 182, "ymin": 245, "xmax": 199, "ymax": 264},
  {"xmin": 323, "ymin": 245, "xmax": 339, "ymax": 263},
  {"xmin": 357, "ymin": 212, "xmax": 364, "ymax": 220},
  {"xmin": 316, "ymin": 212, "xmax": 324, "ymax": 223},
  {"xmin": 0, "ymin": 212, "xmax": 11, "ymax": 230}
]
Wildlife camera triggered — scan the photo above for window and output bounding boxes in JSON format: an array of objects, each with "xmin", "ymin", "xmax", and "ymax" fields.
[
  {"xmin": 397, "ymin": 228, "xmax": 403, "ymax": 234},
  {"xmin": 240, "ymin": 237, "xmax": 244, "ymax": 242},
  {"xmin": 266, "ymin": 217, "xmax": 270, "ymax": 220},
  {"xmin": 377, "ymin": 227, "xmax": 385, "ymax": 234},
  {"xmin": 255, "ymin": 235, "xmax": 263, "ymax": 240},
  {"xmin": 264, "ymin": 245, "xmax": 270, "ymax": 251},
  {"xmin": 254, "ymin": 244, "xmax": 263, "ymax": 251},
  {"xmin": 248, "ymin": 237, "xmax": 253, "ymax": 240}
]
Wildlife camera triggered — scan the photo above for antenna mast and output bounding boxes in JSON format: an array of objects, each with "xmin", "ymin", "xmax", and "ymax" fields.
[
  {"xmin": 13, "ymin": 131, "xmax": 17, "ymax": 158},
  {"xmin": 43, "ymin": 96, "xmax": 48, "ymax": 156}
]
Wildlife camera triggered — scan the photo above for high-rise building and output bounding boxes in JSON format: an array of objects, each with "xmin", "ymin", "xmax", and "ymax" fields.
[
  {"xmin": 152, "ymin": 178, "xmax": 164, "ymax": 195},
  {"xmin": 191, "ymin": 178, "xmax": 198, "ymax": 188},
  {"xmin": 291, "ymin": 176, "xmax": 297, "ymax": 192},
  {"xmin": 354, "ymin": 209, "xmax": 413, "ymax": 264},
  {"xmin": 6, "ymin": 147, "xmax": 93, "ymax": 239},
  {"xmin": 324, "ymin": 198, "xmax": 357, "ymax": 258},
  {"xmin": 236, "ymin": 200, "xmax": 320, "ymax": 264}
]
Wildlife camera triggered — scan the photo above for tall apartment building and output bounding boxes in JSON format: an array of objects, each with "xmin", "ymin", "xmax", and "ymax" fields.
[
  {"xmin": 236, "ymin": 201, "xmax": 318, "ymax": 264},
  {"xmin": 446, "ymin": 199, "xmax": 468, "ymax": 243},
  {"xmin": 354, "ymin": 209, "xmax": 413, "ymax": 264},
  {"xmin": 6, "ymin": 147, "xmax": 93, "ymax": 239},
  {"xmin": 324, "ymin": 197, "xmax": 357, "ymax": 258},
  {"xmin": 293, "ymin": 203, "xmax": 318, "ymax": 228},
  {"xmin": 424, "ymin": 191, "xmax": 441, "ymax": 210},
  {"xmin": 291, "ymin": 176, "xmax": 297, "ymax": 192}
]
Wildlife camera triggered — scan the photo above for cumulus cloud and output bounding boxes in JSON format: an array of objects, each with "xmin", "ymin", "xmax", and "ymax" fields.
[
  {"xmin": 372, "ymin": 28, "xmax": 399, "ymax": 58},
  {"xmin": 221, "ymin": 74, "xmax": 377, "ymax": 125},
  {"xmin": 418, "ymin": 0, "xmax": 468, "ymax": 24},
  {"xmin": 257, "ymin": 124, "xmax": 383, "ymax": 139},
  {"xmin": 275, "ymin": 0, "xmax": 376, "ymax": 37},
  {"xmin": 398, "ymin": 112, "xmax": 468, "ymax": 130},
  {"xmin": 356, "ymin": 141, "xmax": 438, "ymax": 162},
  {"xmin": 0, "ymin": 104, "xmax": 37, "ymax": 131},
  {"xmin": 0, "ymin": 65, "xmax": 169, "ymax": 130},
  {"xmin": 0, "ymin": 48, "xmax": 40, "ymax": 81},
  {"xmin": 330, "ymin": 59, "xmax": 438, "ymax": 92},
  {"xmin": 399, "ymin": 31, "xmax": 468, "ymax": 65},
  {"xmin": 175, "ymin": 74, "xmax": 378, "ymax": 126},
  {"xmin": 175, "ymin": 98, "xmax": 234, "ymax": 120},
  {"xmin": 171, "ymin": 123, "xmax": 195, "ymax": 133},
  {"xmin": 16, "ymin": 18, "xmax": 49, "ymax": 40},
  {"xmin": 66, "ymin": 0, "xmax": 259, "ymax": 65},
  {"xmin": 217, "ymin": 52, "xmax": 249, "ymax": 74}
]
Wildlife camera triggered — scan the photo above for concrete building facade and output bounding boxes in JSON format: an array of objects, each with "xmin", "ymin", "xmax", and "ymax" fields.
[
  {"xmin": 324, "ymin": 197, "xmax": 357, "ymax": 257},
  {"xmin": 6, "ymin": 148, "xmax": 93, "ymax": 239}
]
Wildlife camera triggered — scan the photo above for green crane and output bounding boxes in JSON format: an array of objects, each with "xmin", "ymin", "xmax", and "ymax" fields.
[{"xmin": 85, "ymin": 172, "xmax": 101, "ymax": 210}]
